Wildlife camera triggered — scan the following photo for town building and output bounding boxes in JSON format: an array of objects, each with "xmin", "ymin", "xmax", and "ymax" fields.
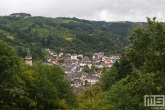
[
  {"xmin": 71, "ymin": 54, "xmax": 78, "ymax": 60},
  {"xmin": 25, "ymin": 48, "xmax": 32, "ymax": 66},
  {"xmin": 92, "ymin": 52, "xmax": 104, "ymax": 60}
]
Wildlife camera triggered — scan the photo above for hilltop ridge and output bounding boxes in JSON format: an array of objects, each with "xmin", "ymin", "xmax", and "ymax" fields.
[{"xmin": 0, "ymin": 13, "xmax": 147, "ymax": 60}]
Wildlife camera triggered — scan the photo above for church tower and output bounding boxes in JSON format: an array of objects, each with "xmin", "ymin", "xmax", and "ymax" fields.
[{"xmin": 25, "ymin": 48, "xmax": 32, "ymax": 66}]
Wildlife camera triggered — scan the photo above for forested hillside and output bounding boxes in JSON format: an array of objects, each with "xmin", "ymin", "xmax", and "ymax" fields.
[{"xmin": 0, "ymin": 13, "xmax": 146, "ymax": 60}]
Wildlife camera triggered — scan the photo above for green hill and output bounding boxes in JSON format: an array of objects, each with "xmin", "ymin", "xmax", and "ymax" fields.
[{"xmin": 0, "ymin": 13, "xmax": 146, "ymax": 60}]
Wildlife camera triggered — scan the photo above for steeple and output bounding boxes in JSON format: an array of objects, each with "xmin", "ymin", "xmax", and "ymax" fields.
[
  {"xmin": 26, "ymin": 48, "xmax": 31, "ymax": 58},
  {"xmin": 25, "ymin": 48, "xmax": 32, "ymax": 66}
]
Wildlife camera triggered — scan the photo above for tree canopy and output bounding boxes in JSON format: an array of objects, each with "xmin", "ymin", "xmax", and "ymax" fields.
[
  {"xmin": 0, "ymin": 40, "xmax": 76, "ymax": 109},
  {"xmin": 101, "ymin": 18, "xmax": 165, "ymax": 109}
]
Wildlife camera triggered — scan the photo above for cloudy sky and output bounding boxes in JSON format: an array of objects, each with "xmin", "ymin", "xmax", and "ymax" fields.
[{"xmin": 0, "ymin": 0, "xmax": 165, "ymax": 22}]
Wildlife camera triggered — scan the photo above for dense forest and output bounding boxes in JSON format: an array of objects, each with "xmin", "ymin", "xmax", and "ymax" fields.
[
  {"xmin": 0, "ymin": 13, "xmax": 146, "ymax": 61},
  {"xmin": 1, "ymin": 13, "xmax": 165, "ymax": 109}
]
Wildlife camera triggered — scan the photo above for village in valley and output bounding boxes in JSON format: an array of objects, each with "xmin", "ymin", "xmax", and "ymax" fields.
[{"xmin": 42, "ymin": 48, "xmax": 120, "ymax": 93}]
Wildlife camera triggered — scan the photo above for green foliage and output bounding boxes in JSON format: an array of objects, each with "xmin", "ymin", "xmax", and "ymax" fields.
[
  {"xmin": 32, "ymin": 63, "xmax": 76, "ymax": 109},
  {"xmin": 83, "ymin": 65, "xmax": 100, "ymax": 73},
  {"xmin": 116, "ymin": 54, "xmax": 133, "ymax": 79},
  {"xmin": 100, "ymin": 55, "xmax": 133, "ymax": 91},
  {"xmin": 0, "ymin": 41, "xmax": 76, "ymax": 109},
  {"xmin": 77, "ymin": 86, "xmax": 112, "ymax": 110},
  {"xmin": 126, "ymin": 17, "xmax": 165, "ymax": 73},
  {"xmin": 0, "ymin": 40, "xmax": 25, "ymax": 109},
  {"xmin": 82, "ymin": 66, "xmax": 91, "ymax": 73},
  {"xmin": 0, "ymin": 15, "xmax": 135, "ymax": 61},
  {"xmin": 100, "ymin": 66, "xmax": 118, "ymax": 91},
  {"xmin": 99, "ymin": 18, "xmax": 165, "ymax": 109},
  {"xmin": 58, "ymin": 58, "xmax": 65, "ymax": 63},
  {"xmin": 0, "ymin": 40, "xmax": 20, "ymax": 81},
  {"xmin": 10, "ymin": 13, "xmax": 31, "ymax": 17},
  {"xmin": 107, "ymin": 69, "xmax": 165, "ymax": 110}
]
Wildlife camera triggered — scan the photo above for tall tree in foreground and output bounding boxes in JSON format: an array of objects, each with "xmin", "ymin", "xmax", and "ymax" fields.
[
  {"xmin": 105, "ymin": 18, "xmax": 165, "ymax": 110},
  {"xmin": 126, "ymin": 17, "xmax": 165, "ymax": 72},
  {"xmin": 32, "ymin": 63, "xmax": 77, "ymax": 109},
  {"xmin": 0, "ymin": 40, "xmax": 24, "ymax": 109}
]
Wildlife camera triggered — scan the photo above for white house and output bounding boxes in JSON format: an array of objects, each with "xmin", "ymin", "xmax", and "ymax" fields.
[
  {"xmin": 78, "ymin": 54, "xmax": 83, "ymax": 58},
  {"xmin": 80, "ymin": 62, "xmax": 86, "ymax": 67},
  {"xmin": 84, "ymin": 74, "xmax": 100, "ymax": 85},
  {"xmin": 71, "ymin": 54, "xmax": 77, "ymax": 60},
  {"xmin": 59, "ymin": 52, "xmax": 63, "ymax": 57}
]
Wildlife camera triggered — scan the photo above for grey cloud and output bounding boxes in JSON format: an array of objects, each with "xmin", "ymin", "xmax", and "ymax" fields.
[{"xmin": 0, "ymin": 0, "xmax": 165, "ymax": 22}]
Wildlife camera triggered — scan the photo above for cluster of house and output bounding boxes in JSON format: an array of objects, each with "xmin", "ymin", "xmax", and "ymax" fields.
[
  {"xmin": 45, "ymin": 48, "xmax": 120, "ymax": 93},
  {"xmin": 45, "ymin": 48, "xmax": 63, "ymax": 65},
  {"xmin": 92, "ymin": 52, "xmax": 120, "ymax": 68}
]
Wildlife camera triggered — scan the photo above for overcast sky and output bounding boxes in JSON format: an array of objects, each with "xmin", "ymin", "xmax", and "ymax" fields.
[{"xmin": 0, "ymin": 0, "xmax": 165, "ymax": 22}]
